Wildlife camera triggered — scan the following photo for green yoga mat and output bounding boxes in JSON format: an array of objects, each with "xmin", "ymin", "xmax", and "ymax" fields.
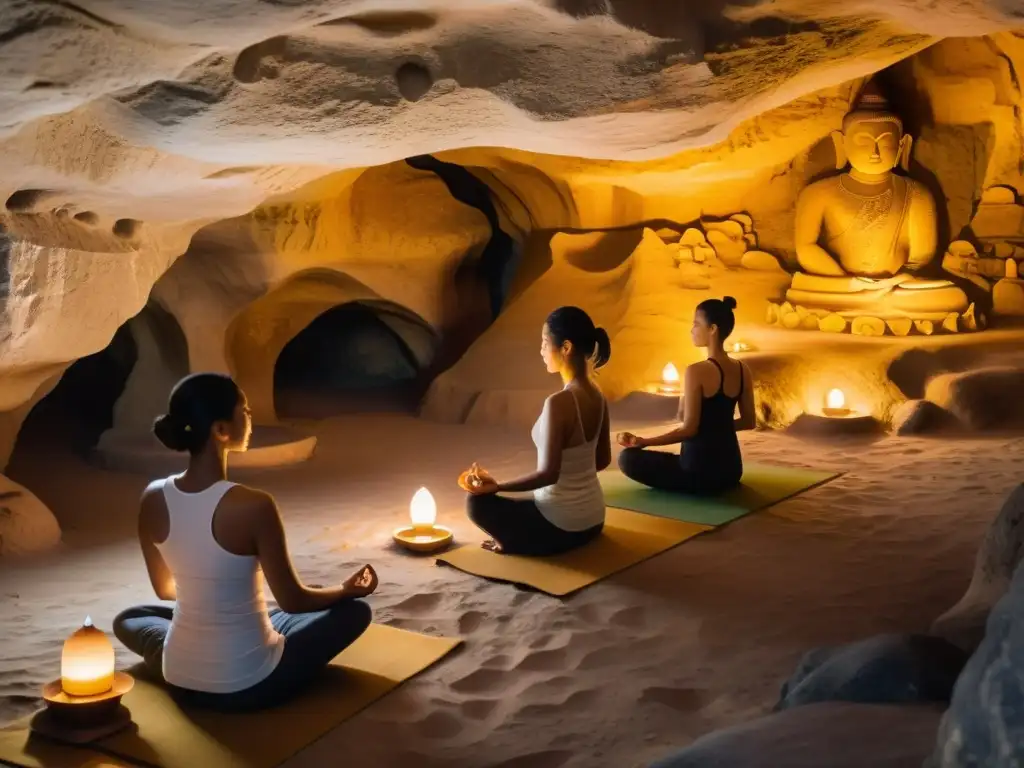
[{"xmin": 600, "ymin": 463, "xmax": 839, "ymax": 526}]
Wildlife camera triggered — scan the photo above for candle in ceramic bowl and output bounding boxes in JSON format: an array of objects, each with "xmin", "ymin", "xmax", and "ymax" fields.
[{"xmin": 393, "ymin": 487, "xmax": 453, "ymax": 554}]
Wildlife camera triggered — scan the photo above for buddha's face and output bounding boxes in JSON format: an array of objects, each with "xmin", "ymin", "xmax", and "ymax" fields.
[{"xmin": 842, "ymin": 119, "xmax": 901, "ymax": 174}]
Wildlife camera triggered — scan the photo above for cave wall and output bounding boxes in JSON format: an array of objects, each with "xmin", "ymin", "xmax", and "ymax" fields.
[{"xmin": 1, "ymin": 24, "xmax": 1024, "ymax": 469}]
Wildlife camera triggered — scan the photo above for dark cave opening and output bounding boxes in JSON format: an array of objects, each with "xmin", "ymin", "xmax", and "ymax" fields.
[
  {"xmin": 273, "ymin": 301, "xmax": 438, "ymax": 417},
  {"xmin": 13, "ymin": 324, "xmax": 137, "ymax": 456}
]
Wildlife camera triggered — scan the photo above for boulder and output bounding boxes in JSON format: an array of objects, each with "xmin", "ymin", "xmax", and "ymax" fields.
[
  {"xmin": 930, "ymin": 560, "xmax": 1024, "ymax": 767},
  {"xmin": 890, "ymin": 399, "xmax": 959, "ymax": 435},
  {"xmin": 739, "ymin": 250, "xmax": 784, "ymax": 272},
  {"xmin": 933, "ymin": 484, "xmax": 1024, "ymax": 652},
  {"xmin": 992, "ymin": 276, "xmax": 1024, "ymax": 315},
  {"xmin": 649, "ymin": 702, "xmax": 942, "ymax": 768},
  {"xmin": 925, "ymin": 367, "xmax": 1024, "ymax": 432},
  {"xmin": 776, "ymin": 633, "xmax": 968, "ymax": 711},
  {"xmin": 0, "ymin": 474, "xmax": 62, "ymax": 556}
]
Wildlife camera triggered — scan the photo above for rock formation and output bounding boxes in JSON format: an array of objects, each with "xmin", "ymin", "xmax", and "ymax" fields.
[
  {"xmin": 3, "ymin": 4, "xmax": 1024, "ymax": 551},
  {"xmin": 933, "ymin": 484, "xmax": 1024, "ymax": 652},
  {"xmin": 0, "ymin": 474, "xmax": 60, "ymax": 556},
  {"xmin": 931, "ymin": 557, "xmax": 1024, "ymax": 767}
]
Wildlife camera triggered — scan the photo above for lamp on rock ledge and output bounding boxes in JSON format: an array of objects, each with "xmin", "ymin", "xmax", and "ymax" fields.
[
  {"xmin": 393, "ymin": 487, "xmax": 453, "ymax": 554},
  {"xmin": 823, "ymin": 388, "xmax": 853, "ymax": 418},
  {"xmin": 31, "ymin": 617, "xmax": 134, "ymax": 743},
  {"xmin": 789, "ymin": 385, "xmax": 879, "ymax": 436}
]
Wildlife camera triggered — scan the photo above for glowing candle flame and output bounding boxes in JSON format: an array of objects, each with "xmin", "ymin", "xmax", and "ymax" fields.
[
  {"xmin": 410, "ymin": 487, "xmax": 437, "ymax": 528},
  {"xmin": 662, "ymin": 363, "xmax": 680, "ymax": 384},
  {"xmin": 826, "ymin": 388, "xmax": 846, "ymax": 410}
]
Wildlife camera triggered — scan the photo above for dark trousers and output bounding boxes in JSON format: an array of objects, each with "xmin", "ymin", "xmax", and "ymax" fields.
[
  {"xmin": 113, "ymin": 599, "xmax": 372, "ymax": 712},
  {"xmin": 466, "ymin": 493, "xmax": 603, "ymax": 556},
  {"xmin": 618, "ymin": 447, "xmax": 740, "ymax": 495}
]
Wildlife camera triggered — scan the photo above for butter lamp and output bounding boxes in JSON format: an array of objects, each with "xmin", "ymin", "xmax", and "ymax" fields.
[
  {"xmin": 822, "ymin": 388, "xmax": 853, "ymax": 418},
  {"xmin": 653, "ymin": 362, "xmax": 681, "ymax": 396},
  {"xmin": 31, "ymin": 617, "xmax": 134, "ymax": 743},
  {"xmin": 789, "ymin": 386, "xmax": 879, "ymax": 436},
  {"xmin": 392, "ymin": 487, "xmax": 453, "ymax": 554}
]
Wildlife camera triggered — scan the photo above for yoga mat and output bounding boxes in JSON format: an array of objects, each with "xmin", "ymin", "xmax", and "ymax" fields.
[
  {"xmin": 0, "ymin": 729, "xmax": 132, "ymax": 768},
  {"xmin": 437, "ymin": 507, "xmax": 711, "ymax": 596},
  {"xmin": 600, "ymin": 463, "xmax": 840, "ymax": 526},
  {"xmin": 0, "ymin": 624, "xmax": 462, "ymax": 768}
]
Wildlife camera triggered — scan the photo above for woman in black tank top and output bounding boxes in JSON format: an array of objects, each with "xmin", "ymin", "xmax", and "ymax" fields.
[{"xmin": 616, "ymin": 297, "xmax": 756, "ymax": 495}]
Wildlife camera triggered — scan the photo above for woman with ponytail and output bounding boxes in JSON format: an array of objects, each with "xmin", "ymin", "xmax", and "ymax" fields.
[
  {"xmin": 617, "ymin": 296, "xmax": 756, "ymax": 494},
  {"xmin": 459, "ymin": 306, "xmax": 612, "ymax": 555}
]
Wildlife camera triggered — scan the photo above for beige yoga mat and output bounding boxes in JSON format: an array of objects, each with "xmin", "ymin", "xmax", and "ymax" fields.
[
  {"xmin": 0, "ymin": 624, "xmax": 462, "ymax": 768},
  {"xmin": 438, "ymin": 507, "xmax": 712, "ymax": 596}
]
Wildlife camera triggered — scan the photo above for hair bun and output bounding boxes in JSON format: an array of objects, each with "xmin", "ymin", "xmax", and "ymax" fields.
[
  {"xmin": 153, "ymin": 413, "xmax": 190, "ymax": 452},
  {"xmin": 723, "ymin": 296, "xmax": 737, "ymax": 311}
]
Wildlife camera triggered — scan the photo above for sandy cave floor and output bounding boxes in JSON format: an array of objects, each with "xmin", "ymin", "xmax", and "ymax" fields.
[{"xmin": 0, "ymin": 412, "xmax": 1019, "ymax": 768}]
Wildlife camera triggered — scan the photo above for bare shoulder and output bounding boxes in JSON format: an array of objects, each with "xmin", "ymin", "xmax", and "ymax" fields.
[
  {"xmin": 545, "ymin": 389, "xmax": 574, "ymax": 413},
  {"xmin": 140, "ymin": 478, "xmax": 165, "ymax": 505},
  {"xmin": 797, "ymin": 177, "xmax": 838, "ymax": 208},
  {"xmin": 740, "ymin": 360, "xmax": 755, "ymax": 381},
  {"xmin": 685, "ymin": 360, "xmax": 714, "ymax": 381},
  {"xmin": 223, "ymin": 485, "xmax": 277, "ymax": 514},
  {"xmin": 139, "ymin": 478, "xmax": 169, "ymax": 517}
]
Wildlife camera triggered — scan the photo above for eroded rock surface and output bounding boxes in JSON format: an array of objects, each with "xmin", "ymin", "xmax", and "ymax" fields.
[
  {"xmin": 931, "ymin": 558, "xmax": 1024, "ymax": 768},
  {"xmin": 2, "ymin": 3, "xmax": 1024, "ymax": 552}
]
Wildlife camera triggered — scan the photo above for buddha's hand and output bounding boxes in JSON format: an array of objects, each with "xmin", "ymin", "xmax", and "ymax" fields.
[
  {"xmin": 343, "ymin": 564, "xmax": 379, "ymax": 598},
  {"xmin": 460, "ymin": 463, "xmax": 498, "ymax": 495},
  {"xmin": 855, "ymin": 274, "xmax": 913, "ymax": 291},
  {"xmin": 617, "ymin": 432, "xmax": 644, "ymax": 448}
]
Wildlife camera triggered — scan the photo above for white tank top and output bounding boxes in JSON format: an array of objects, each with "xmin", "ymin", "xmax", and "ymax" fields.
[
  {"xmin": 531, "ymin": 388, "xmax": 606, "ymax": 532},
  {"xmin": 156, "ymin": 476, "xmax": 285, "ymax": 694}
]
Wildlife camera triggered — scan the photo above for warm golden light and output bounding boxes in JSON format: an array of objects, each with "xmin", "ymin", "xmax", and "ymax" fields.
[
  {"xmin": 60, "ymin": 617, "xmax": 115, "ymax": 697},
  {"xmin": 826, "ymin": 388, "xmax": 846, "ymax": 410},
  {"xmin": 662, "ymin": 363, "xmax": 680, "ymax": 384},
  {"xmin": 410, "ymin": 487, "xmax": 437, "ymax": 529},
  {"xmin": 730, "ymin": 340, "xmax": 753, "ymax": 353}
]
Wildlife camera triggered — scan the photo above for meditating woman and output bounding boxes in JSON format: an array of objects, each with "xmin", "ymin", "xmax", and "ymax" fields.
[
  {"xmin": 459, "ymin": 306, "xmax": 612, "ymax": 556},
  {"xmin": 113, "ymin": 373, "xmax": 376, "ymax": 712},
  {"xmin": 617, "ymin": 296, "xmax": 756, "ymax": 494}
]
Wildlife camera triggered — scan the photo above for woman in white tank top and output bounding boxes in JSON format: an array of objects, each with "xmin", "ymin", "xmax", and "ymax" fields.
[
  {"xmin": 113, "ymin": 373, "xmax": 378, "ymax": 711},
  {"xmin": 458, "ymin": 307, "xmax": 612, "ymax": 556}
]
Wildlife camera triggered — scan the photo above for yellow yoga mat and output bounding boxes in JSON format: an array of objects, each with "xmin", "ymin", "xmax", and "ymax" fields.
[
  {"xmin": 0, "ymin": 624, "xmax": 462, "ymax": 768},
  {"xmin": 438, "ymin": 507, "xmax": 712, "ymax": 596}
]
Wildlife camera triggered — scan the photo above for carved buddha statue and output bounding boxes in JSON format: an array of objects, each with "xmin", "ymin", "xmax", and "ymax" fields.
[{"xmin": 778, "ymin": 81, "xmax": 976, "ymax": 333}]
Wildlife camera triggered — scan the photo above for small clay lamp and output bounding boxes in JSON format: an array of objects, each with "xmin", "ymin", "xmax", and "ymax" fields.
[
  {"xmin": 656, "ymin": 363, "xmax": 681, "ymax": 396},
  {"xmin": 729, "ymin": 340, "xmax": 755, "ymax": 354},
  {"xmin": 822, "ymin": 388, "xmax": 853, "ymax": 418},
  {"xmin": 392, "ymin": 487, "xmax": 453, "ymax": 554},
  {"xmin": 32, "ymin": 617, "xmax": 134, "ymax": 743}
]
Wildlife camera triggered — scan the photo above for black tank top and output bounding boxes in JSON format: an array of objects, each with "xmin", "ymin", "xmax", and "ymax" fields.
[{"xmin": 680, "ymin": 358, "xmax": 744, "ymax": 488}]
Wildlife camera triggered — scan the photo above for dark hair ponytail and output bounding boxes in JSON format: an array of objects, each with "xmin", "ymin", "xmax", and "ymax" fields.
[
  {"xmin": 545, "ymin": 306, "xmax": 611, "ymax": 369},
  {"xmin": 153, "ymin": 373, "xmax": 242, "ymax": 454},
  {"xmin": 696, "ymin": 296, "xmax": 738, "ymax": 340}
]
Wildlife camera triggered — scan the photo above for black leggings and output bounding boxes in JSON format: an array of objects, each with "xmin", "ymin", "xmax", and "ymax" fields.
[
  {"xmin": 466, "ymin": 494, "xmax": 603, "ymax": 556},
  {"xmin": 113, "ymin": 599, "xmax": 372, "ymax": 712},
  {"xmin": 618, "ymin": 447, "xmax": 741, "ymax": 495}
]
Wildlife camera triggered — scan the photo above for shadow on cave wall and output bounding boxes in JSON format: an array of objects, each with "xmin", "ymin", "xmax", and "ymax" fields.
[
  {"xmin": 405, "ymin": 155, "xmax": 520, "ymax": 319},
  {"xmin": 11, "ymin": 325, "xmax": 137, "ymax": 457},
  {"xmin": 273, "ymin": 301, "xmax": 439, "ymax": 418}
]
